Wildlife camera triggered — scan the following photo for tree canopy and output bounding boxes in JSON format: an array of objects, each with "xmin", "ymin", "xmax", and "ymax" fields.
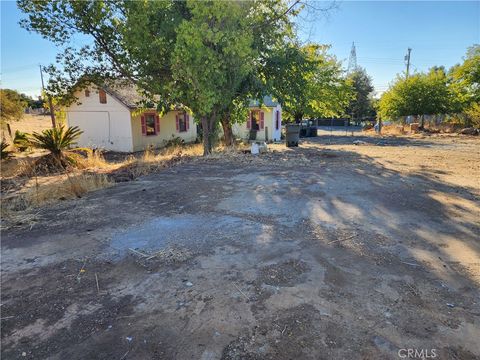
[
  {"xmin": 449, "ymin": 45, "xmax": 480, "ymax": 110},
  {"xmin": 379, "ymin": 67, "xmax": 456, "ymax": 120},
  {"xmin": 379, "ymin": 45, "xmax": 480, "ymax": 126},
  {"xmin": 18, "ymin": 0, "xmax": 299, "ymax": 153},
  {"xmin": 266, "ymin": 43, "xmax": 352, "ymax": 122},
  {"xmin": 1, "ymin": 89, "xmax": 27, "ymax": 125},
  {"xmin": 346, "ymin": 67, "xmax": 375, "ymax": 123}
]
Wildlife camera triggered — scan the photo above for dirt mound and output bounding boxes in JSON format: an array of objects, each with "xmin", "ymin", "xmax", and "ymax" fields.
[{"xmin": 19, "ymin": 152, "xmax": 85, "ymax": 177}]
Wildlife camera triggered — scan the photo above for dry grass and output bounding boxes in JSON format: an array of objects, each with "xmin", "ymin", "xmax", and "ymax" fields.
[
  {"xmin": 0, "ymin": 141, "xmax": 267, "ymax": 227},
  {"xmin": 364, "ymin": 124, "xmax": 406, "ymax": 135},
  {"xmin": 1, "ymin": 144, "xmax": 207, "ymax": 225},
  {"xmin": 1, "ymin": 171, "xmax": 112, "ymax": 228}
]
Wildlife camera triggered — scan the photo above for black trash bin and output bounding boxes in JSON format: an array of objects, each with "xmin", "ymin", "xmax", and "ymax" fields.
[{"xmin": 286, "ymin": 124, "xmax": 300, "ymax": 147}]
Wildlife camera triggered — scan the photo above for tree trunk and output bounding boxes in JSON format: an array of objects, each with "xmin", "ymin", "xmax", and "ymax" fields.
[
  {"xmin": 221, "ymin": 116, "xmax": 234, "ymax": 147},
  {"xmin": 420, "ymin": 114, "xmax": 425, "ymax": 129},
  {"xmin": 201, "ymin": 114, "xmax": 216, "ymax": 156},
  {"xmin": 294, "ymin": 113, "xmax": 303, "ymax": 124}
]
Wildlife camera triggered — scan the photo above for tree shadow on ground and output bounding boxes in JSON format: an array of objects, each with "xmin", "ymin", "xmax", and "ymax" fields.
[{"xmin": 239, "ymin": 145, "xmax": 479, "ymax": 357}]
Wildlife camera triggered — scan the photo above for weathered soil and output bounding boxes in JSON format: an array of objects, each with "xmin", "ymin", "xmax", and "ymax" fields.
[{"xmin": 2, "ymin": 133, "xmax": 480, "ymax": 359}]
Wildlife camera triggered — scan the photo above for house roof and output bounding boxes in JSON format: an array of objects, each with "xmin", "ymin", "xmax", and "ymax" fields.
[
  {"xmin": 94, "ymin": 79, "xmax": 280, "ymax": 110},
  {"xmin": 249, "ymin": 95, "xmax": 279, "ymax": 108},
  {"xmin": 102, "ymin": 81, "xmax": 146, "ymax": 109}
]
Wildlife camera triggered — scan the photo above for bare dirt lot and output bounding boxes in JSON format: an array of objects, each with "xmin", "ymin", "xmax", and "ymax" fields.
[{"xmin": 2, "ymin": 133, "xmax": 480, "ymax": 359}]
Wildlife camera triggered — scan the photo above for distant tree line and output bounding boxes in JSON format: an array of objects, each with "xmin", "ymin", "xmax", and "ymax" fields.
[{"xmin": 379, "ymin": 45, "xmax": 480, "ymax": 128}]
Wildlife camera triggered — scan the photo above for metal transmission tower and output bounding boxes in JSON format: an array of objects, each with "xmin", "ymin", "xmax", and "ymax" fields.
[{"xmin": 347, "ymin": 42, "xmax": 358, "ymax": 73}]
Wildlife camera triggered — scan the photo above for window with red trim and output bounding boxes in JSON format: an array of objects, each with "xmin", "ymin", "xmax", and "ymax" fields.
[
  {"xmin": 99, "ymin": 89, "xmax": 107, "ymax": 104},
  {"xmin": 144, "ymin": 114, "xmax": 156, "ymax": 135},
  {"xmin": 250, "ymin": 110, "xmax": 260, "ymax": 130},
  {"xmin": 85, "ymin": 89, "xmax": 90, "ymax": 97},
  {"xmin": 178, "ymin": 112, "xmax": 188, "ymax": 132}
]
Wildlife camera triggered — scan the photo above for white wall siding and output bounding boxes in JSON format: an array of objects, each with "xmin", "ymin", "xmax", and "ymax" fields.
[
  {"xmin": 67, "ymin": 86, "xmax": 134, "ymax": 152},
  {"xmin": 272, "ymin": 105, "xmax": 282, "ymax": 141},
  {"xmin": 233, "ymin": 106, "xmax": 282, "ymax": 142}
]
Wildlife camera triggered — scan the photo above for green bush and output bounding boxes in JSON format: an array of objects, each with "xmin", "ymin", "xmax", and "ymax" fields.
[
  {"xmin": 29, "ymin": 125, "xmax": 83, "ymax": 158},
  {"xmin": 13, "ymin": 130, "xmax": 29, "ymax": 152},
  {"xmin": 465, "ymin": 103, "xmax": 480, "ymax": 128},
  {"xmin": 163, "ymin": 135, "xmax": 185, "ymax": 148},
  {"xmin": 1, "ymin": 140, "xmax": 10, "ymax": 159}
]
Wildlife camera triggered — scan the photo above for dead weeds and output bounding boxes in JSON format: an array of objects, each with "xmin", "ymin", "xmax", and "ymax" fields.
[{"xmin": 0, "ymin": 144, "xmax": 207, "ymax": 227}]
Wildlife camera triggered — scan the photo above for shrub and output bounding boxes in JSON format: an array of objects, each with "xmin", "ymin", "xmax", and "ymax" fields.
[
  {"xmin": 1, "ymin": 140, "xmax": 10, "ymax": 159},
  {"xmin": 163, "ymin": 135, "xmax": 185, "ymax": 148},
  {"xmin": 29, "ymin": 125, "xmax": 83, "ymax": 158},
  {"xmin": 465, "ymin": 103, "xmax": 480, "ymax": 128},
  {"xmin": 13, "ymin": 130, "xmax": 29, "ymax": 152}
]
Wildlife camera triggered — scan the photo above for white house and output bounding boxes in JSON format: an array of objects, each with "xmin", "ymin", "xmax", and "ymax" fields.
[
  {"xmin": 232, "ymin": 96, "xmax": 282, "ymax": 142},
  {"xmin": 66, "ymin": 83, "xmax": 197, "ymax": 152}
]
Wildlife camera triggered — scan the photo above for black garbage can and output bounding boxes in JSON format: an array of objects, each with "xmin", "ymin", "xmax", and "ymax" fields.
[{"xmin": 286, "ymin": 124, "xmax": 300, "ymax": 147}]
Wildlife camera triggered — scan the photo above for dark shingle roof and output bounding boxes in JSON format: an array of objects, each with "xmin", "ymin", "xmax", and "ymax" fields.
[
  {"xmin": 100, "ymin": 80, "xmax": 279, "ymax": 110},
  {"xmin": 102, "ymin": 80, "xmax": 145, "ymax": 109}
]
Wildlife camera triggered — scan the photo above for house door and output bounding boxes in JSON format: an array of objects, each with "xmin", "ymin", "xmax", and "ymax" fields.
[
  {"xmin": 67, "ymin": 111, "xmax": 110, "ymax": 148},
  {"xmin": 251, "ymin": 110, "xmax": 260, "ymax": 130}
]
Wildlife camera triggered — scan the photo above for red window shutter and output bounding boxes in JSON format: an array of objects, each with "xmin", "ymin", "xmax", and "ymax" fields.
[
  {"xmin": 247, "ymin": 111, "xmax": 251, "ymax": 129},
  {"xmin": 260, "ymin": 111, "xmax": 264, "ymax": 130},
  {"xmin": 175, "ymin": 114, "xmax": 179, "ymax": 132},
  {"xmin": 99, "ymin": 89, "xmax": 107, "ymax": 104},
  {"xmin": 155, "ymin": 114, "xmax": 160, "ymax": 134},
  {"xmin": 141, "ymin": 115, "xmax": 147, "ymax": 136},
  {"xmin": 186, "ymin": 114, "xmax": 190, "ymax": 131}
]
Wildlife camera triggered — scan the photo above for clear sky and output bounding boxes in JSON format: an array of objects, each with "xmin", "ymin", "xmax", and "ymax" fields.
[{"xmin": 1, "ymin": 0, "xmax": 479, "ymax": 98}]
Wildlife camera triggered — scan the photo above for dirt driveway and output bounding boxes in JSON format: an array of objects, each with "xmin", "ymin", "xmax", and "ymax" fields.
[{"xmin": 2, "ymin": 134, "xmax": 480, "ymax": 359}]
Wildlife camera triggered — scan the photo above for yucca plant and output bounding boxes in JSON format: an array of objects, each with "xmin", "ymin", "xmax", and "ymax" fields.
[
  {"xmin": 13, "ymin": 130, "xmax": 29, "ymax": 152},
  {"xmin": 1, "ymin": 140, "xmax": 10, "ymax": 159},
  {"xmin": 29, "ymin": 125, "xmax": 83, "ymax": 158}
]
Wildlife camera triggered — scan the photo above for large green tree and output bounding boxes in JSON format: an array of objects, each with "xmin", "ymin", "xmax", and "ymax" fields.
[
  {"xmin": 1, "ymin": 89, "xmax": 26, "ymax": 125},
  {"xmin": 171, "ymin": 1, "xmax": 257, "ymax": 153},
  {"xmin": 450, "ymin": 45, "xmax": 480, "ymax": 103},
  {"xmin": 265, "ymin": 43, "xmax": 352, "ymax": 123},
  {"xmin": 379, "ymin": 67, "xmax": 456, "ymax": 126},
  {"xmin": 18, "ymin": 0, "xmax": 298, "ymax": 154},
  {"xmin": 449, "ymin": 45, "xmax": 480, "ymax": 126},
  {"xmin": 346, "ymin": 67, "xmax": 375, "ymax": 124}
]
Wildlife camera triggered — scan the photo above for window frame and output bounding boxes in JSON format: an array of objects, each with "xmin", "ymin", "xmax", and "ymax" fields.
[
  {"xmin": 178, "ymin": 112, "xmax": 188, "ymax": 133},
  {"xmin": 144, "ymin": 113, "xmax": 157, "ymax": 136}
]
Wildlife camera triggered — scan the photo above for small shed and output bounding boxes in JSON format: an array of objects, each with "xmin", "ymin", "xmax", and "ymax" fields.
[{"xmin": 233, "ymin": 96, "xmax": 282, "ymax": 142}]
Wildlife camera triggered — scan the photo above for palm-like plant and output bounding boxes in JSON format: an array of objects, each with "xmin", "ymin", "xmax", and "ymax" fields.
[
  {"xmin": 13, "ymin": 130, "xmax": 29, "ymax": 152},
  {"xmin": 1, "ymin": 140, "xmax": 10, "ymax": 159},
  {"xmin": 30, "ymin": 125, "xmax": 83, "ymax": 158}
]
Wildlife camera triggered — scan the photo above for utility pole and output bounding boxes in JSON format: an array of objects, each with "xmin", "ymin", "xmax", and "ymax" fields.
[
  {"xmin": 39, "ymin": 65, "xmax": 56, "ymax": 128},
  {"xmin": 405, "ymin": 48, "xmax": 412, "ymax": 79}
]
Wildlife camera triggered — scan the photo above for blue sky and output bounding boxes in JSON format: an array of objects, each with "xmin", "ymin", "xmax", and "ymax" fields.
[{"xmin": 1, "ymin": 0, "xmax": 479, "ymax": 98}]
